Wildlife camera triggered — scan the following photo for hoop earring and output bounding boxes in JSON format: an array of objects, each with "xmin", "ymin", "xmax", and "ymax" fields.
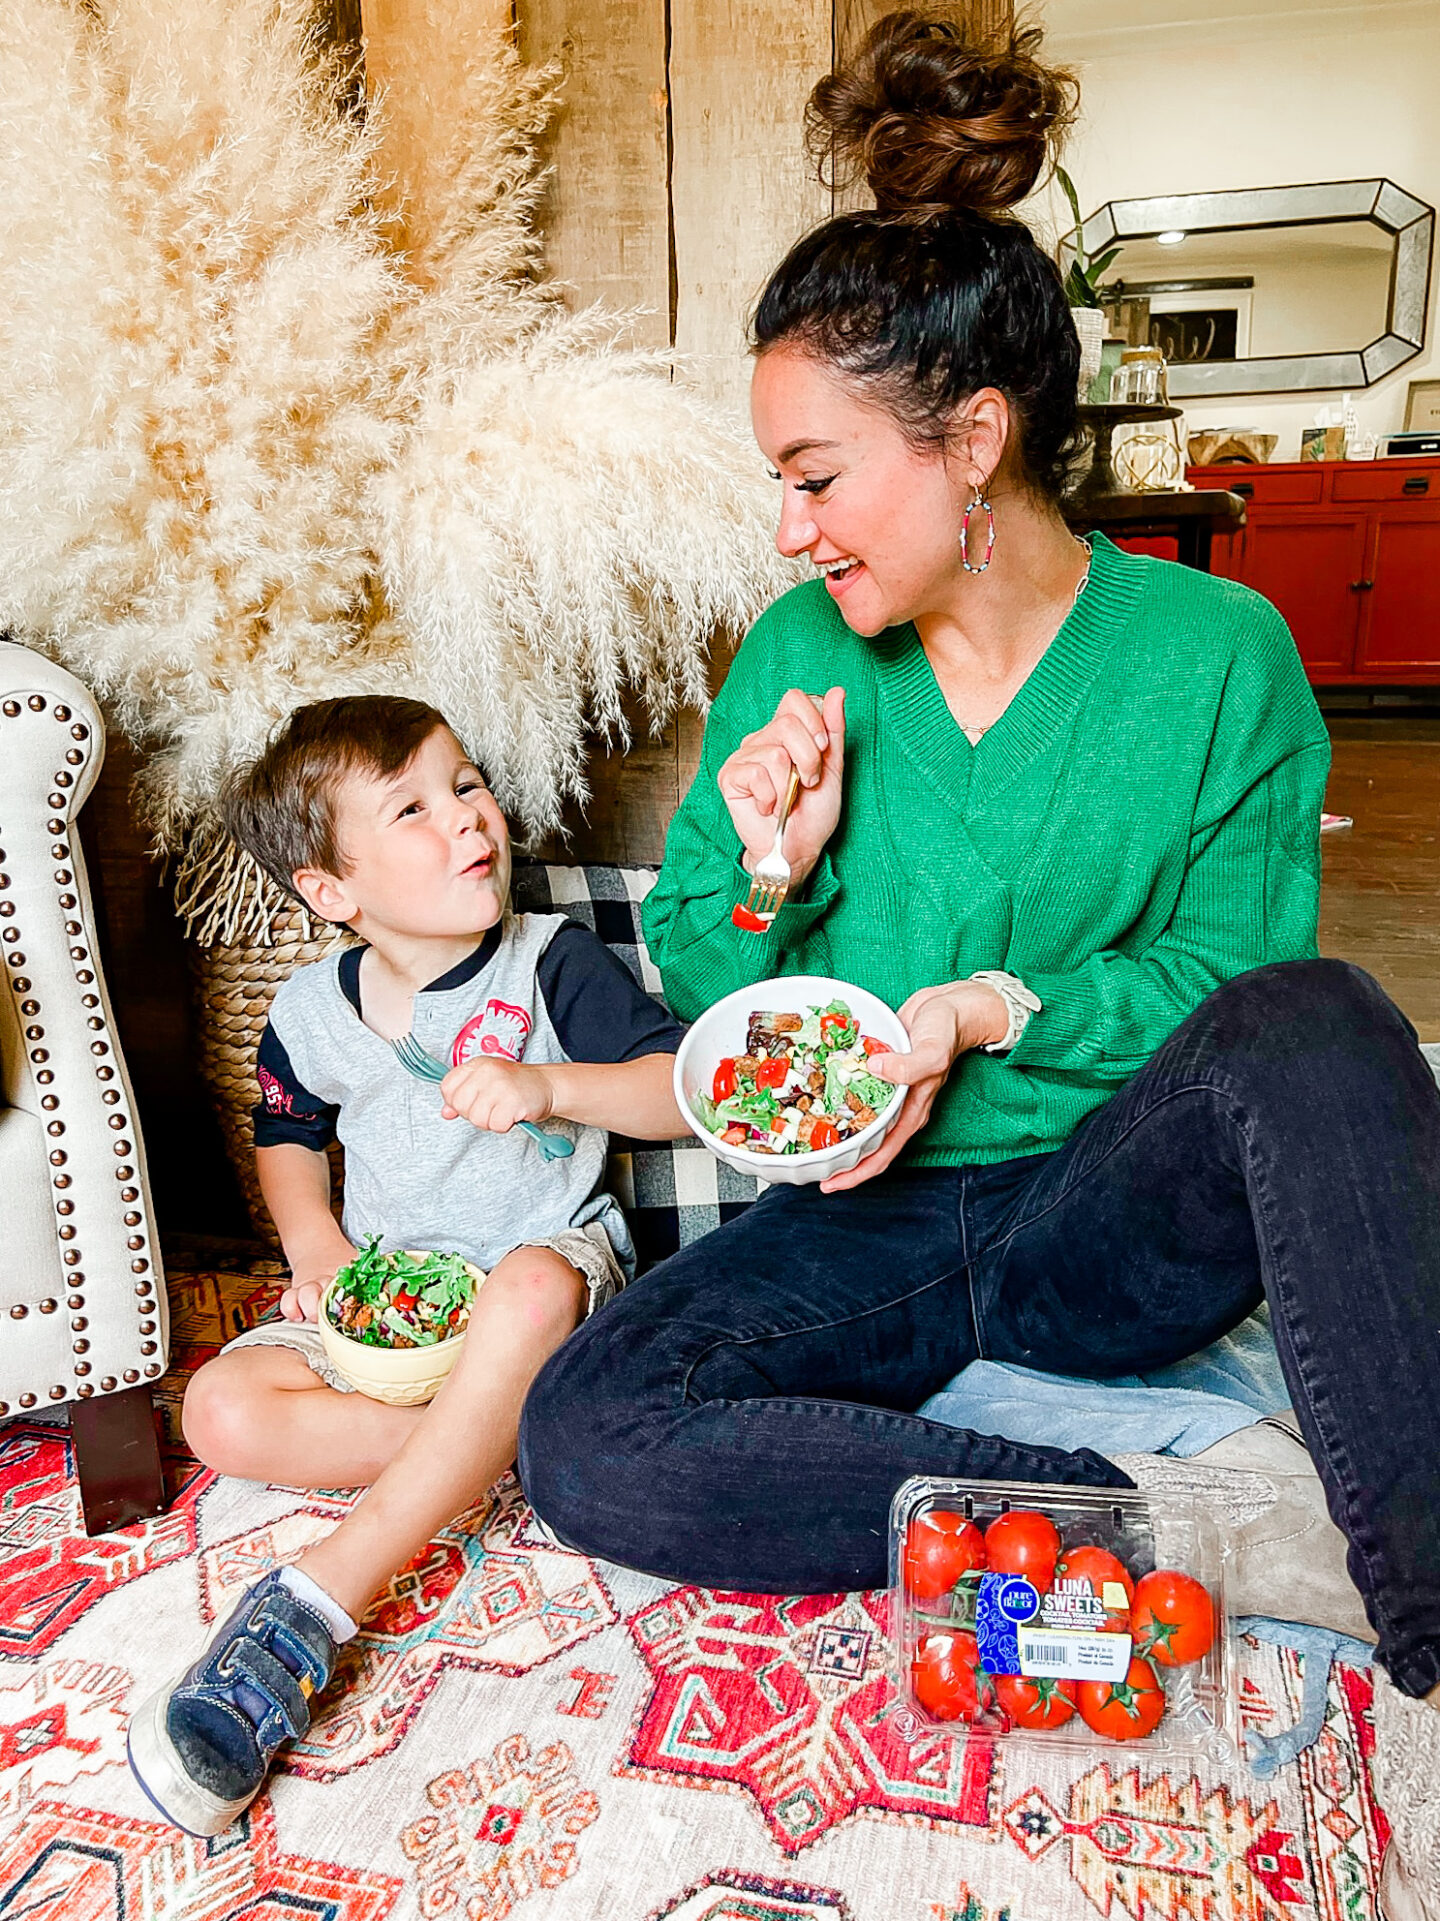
[{"xmin": 959, "ymin": 484, "xmax": 996, "ymax": 574}]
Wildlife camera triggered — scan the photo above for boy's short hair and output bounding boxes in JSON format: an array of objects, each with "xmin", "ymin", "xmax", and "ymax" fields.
[{"xmin": 223, "ymin": 696, "xmax": 454, "ymax": 900}]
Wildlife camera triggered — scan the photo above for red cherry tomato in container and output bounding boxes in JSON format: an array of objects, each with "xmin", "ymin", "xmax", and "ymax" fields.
[
  {"xmin": 712, "ymin": 1059, "xmax": 738, "ymax": 1102},
  {"xmin": 994, "ymin": 1672, "xmax": 1078, "ymax": 1731},
  {"xmin": 1131, "ymin": 1569, "xmax": 1216, "ymax": 1667},
  {"xmin": 1053, "ymin": 1544, "xmax": 1135, "ymax": 1628},
  {"xmin": 808, "ymin": 1117, "xmax": 840, "ymax": 1151},
  {"xmin": 755, "ymin": 1056, "xmax": 789, "ymax": 1088},
  {"xmin": 904, "ymin": 1511, "xmax": 986, "ymax": 1601},
  {"xmin": 862, "ymin": 1035, "xmax": 886, "ymax": 1056},
  {"xmin": 985, "ymin": 1509, "xmax": 1061, "ymax": 1593},
  {"xmin": 911, "ymin": 1631, "xmax": 991, "ymax": 1722},
  {"xmin": 1078, "ymin": 1656, "xmax": 1166, "ymax": 1742},
  {"xmin": 819, "ymin": 1011, "xmax": 854, "ymax": 1044}
]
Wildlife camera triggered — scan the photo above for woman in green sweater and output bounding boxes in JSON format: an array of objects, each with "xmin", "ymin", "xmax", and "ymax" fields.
[{"xmin": 518, "ymin": 13, "xmax": 1440, "ymax": 1744}]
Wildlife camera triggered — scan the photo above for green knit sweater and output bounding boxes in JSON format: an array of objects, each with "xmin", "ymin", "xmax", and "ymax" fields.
[{"xmin": 643, "ymin": 534, "xmax": 1331, "ymax": 1167}]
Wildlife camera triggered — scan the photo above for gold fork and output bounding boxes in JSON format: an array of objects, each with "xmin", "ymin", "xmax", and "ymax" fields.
[{"xmin": 737, "ymin": 764, "xmax": 802, "ymax": 925}]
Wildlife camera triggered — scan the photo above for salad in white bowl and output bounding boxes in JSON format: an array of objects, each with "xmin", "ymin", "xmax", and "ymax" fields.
[{"xmin": 675, "ymin": 975, "xmax": 910, "ymax": 1185}]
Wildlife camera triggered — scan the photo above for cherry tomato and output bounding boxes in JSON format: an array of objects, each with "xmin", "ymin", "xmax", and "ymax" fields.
[
  {"xmin": 712, "ymin": 1059, "xmax": 738, "ymax": 1102},
  {"xmin": 1078, "ymin": 1656, "xmax": 1166, "ymax": 1742},
  {"xmin": 985, "ymin": 1509, "xmax": 1061, "ymax": 1593},
  {"xmin": 994, "ymin": 1672, "xmax": 1078, "ymax": 1730},
  {"xmin": 1131, "ymin": 1570, "xmax": 1216, "ymax": 1668},
  {"xmin": 731, "ymin": 904, "xmax": 770, "ymax": 932},
  {"xmin": 808, "ymin": 1117, "xmax": 840, "ymax": 1150},
  {"xmin": 911, "ymin": 1631, "xmax": 991, "ymax": 1722},
  {"xmin": 862, "ymin": 1035, "xmax": 886, "ymax": 1056},
  {"xmin": 820, "ymin": 1012, "xmax": 854, "ymax": 1043},
  {"xmin": 1053, "ymin": 1544, "xmax": 1135, "ymax": 1629},
  {"xmin": 904, "ymin": 1511, "xmax": 986, "ymax": 1601},
  {"xmin": 755, "ymin": 1056, "xmax": 789, "ymax": 1088}
]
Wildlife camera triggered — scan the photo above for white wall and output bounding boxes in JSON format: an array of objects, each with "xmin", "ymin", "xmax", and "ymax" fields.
[{"xmin": 1034, "ymin": 1, "xmax": 1440, "ymax": 459}]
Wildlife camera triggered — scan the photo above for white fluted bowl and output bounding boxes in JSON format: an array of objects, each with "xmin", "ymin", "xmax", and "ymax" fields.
[{"xmin": 675, "ymin": 975, "xmax": 909, "ymax": 1187}]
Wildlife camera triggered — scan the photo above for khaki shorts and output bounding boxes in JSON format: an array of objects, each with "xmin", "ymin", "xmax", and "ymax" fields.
[{"xmin": 219, "ymin": 1224, "xmax": 624, "ymax": 1396}]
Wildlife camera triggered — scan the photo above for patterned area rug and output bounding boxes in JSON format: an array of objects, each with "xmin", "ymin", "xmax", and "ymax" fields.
[{"xmin": 0, "ymin": 1249, "xmax": 1391, "ymax": 1921}]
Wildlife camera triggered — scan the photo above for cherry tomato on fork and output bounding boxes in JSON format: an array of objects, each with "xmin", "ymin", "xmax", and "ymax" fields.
[
  {"xmin": 731, "ymin": 904, "xmax": 771, "ymax": 932},
  {"xmin": 904, "ymin": 1511, "xmax": 986, "ymax": 1601}
]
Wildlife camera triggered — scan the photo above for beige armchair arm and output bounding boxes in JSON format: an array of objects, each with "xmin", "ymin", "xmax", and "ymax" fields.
[{"xmin": 0, "ymin": 641, "xmax": 166, "ymax": 1530}]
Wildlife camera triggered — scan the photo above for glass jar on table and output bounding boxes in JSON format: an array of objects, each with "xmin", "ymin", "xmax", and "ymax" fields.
[{"xmin": 1110, "ymin": 344, "xmax": 1170, "ymax": 407}]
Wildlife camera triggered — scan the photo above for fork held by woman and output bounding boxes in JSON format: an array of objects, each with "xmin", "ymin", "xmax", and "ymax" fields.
[{"xmin": 720, "ymin": 685, "xmax": 847, "ymax": 904}]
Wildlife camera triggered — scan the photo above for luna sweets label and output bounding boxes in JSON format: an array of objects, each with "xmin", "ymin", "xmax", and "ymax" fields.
[{"xmin": 973, "ymin": 1571, "xmax": 1132, "ymax": 1684}]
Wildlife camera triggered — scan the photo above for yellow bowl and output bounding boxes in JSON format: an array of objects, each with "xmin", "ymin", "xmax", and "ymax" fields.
[{"xmin": 318, "ymin": 1255, "xmax": 486, "ymax": 1407}]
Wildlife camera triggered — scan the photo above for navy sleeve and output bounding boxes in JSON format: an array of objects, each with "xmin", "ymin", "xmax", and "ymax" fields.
[
  {"xmin": 536, "ymin": 920, "xmax": 686, "ymax": 1064},
  {"xmin": 252, "ymin": 1019, "xmax": 340, "ymax": 1150}
]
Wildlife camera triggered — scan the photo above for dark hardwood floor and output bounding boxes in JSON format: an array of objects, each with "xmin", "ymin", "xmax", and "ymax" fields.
[{"xmin": 1322, "ymin": 717, "xmax": 1440, "ymax": 1040}]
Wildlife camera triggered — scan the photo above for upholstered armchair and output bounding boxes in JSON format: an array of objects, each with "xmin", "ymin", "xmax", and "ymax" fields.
[{"xmin": 0, "ymin": 640, "xmax": 166, "ymax": 1532}]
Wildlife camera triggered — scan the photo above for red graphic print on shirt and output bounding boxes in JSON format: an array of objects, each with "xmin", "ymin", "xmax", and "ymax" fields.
[
  {"xmin": 256, "ymin": 1063, "xmax": 294, "ymax": 1114},
  {"xmin": 451, "ymin": 998, "xmax": 533, "ymax": 1065}
]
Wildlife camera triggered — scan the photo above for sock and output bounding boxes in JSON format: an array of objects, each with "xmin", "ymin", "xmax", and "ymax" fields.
[{"xmin": 277, "ymin": 1565, "xmax": 359, "ymax": 1644}]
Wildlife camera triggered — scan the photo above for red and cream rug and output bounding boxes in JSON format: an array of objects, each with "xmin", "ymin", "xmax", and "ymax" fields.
[{"xmin": 0, "ymin": 1249, "xmax": 1391, "ymax": 1921}]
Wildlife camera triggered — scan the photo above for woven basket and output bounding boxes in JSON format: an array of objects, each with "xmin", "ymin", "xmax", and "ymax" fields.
[{"xmin": 190, "ymin": 904, "xmax": 352, "ymax": 1243}]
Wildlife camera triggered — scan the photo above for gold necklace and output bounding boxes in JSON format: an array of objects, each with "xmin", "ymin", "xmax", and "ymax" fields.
[{"xmin": 959, "ymin": 537, "xmax": 1093, "ymax": 741}]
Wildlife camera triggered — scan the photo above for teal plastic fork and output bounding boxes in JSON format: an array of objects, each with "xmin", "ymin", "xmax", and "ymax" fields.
[{"xmin": 389, "ymin": 1033, "xmax": 575, "ymax": 1161}]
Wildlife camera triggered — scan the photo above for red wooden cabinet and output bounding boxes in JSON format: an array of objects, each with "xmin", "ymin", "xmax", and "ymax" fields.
[{"xmin": 1190, "ymin": 458, "xmax": 1440, "ymax": 684}]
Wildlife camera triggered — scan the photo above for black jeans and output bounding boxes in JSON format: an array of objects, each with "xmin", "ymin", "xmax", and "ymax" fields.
[{"xmin": 519, "ymin": 961, "xmax": 1440, "ymax": 1698}]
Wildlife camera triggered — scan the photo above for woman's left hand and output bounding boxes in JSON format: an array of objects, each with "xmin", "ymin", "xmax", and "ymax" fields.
[{"xmin": 820, "ymin": 980, "xmax": 1008, "ymax": 1193}]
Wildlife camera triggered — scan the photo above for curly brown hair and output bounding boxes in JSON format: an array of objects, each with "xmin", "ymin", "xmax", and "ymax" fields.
[
  {"xmin": 755, "ymin": 10, "xmax": 1085, "ymax": 502},
  {"xmin": 807, "ymin": 10, "xmax": 1077, "ymax": 221}
]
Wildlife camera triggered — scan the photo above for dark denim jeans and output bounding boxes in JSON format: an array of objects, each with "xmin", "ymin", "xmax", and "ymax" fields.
[{"xmin": 518, "ymin": 960, "xmax": 1440, "ymax": 1698}]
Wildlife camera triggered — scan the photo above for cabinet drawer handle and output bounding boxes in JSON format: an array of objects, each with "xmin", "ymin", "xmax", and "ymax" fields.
[
  {"xmin": 1350, "ymin": 578, "xmax": 1375, "ymax": 591},
  {"xmin": 1231, "ymin": 481, "xmax": 1254, "ymax": 497},
  {"xmin": 1402, "ymin": 476, "xmax": 1430, "ymax": 494}
]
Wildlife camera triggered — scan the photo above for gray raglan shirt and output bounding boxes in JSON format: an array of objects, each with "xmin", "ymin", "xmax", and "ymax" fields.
[{"xmin": 254, "ymin": 912, "xmax": 683, "ymax": 1275}]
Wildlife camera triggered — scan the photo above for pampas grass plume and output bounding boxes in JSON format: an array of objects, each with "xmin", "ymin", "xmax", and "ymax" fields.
[{"xmin": 0, "ymin": 0, "xmax": 789, "ymax": 930}]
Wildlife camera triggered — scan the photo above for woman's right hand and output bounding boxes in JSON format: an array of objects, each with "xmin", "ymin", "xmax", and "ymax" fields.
[{"xmin": 717, "ymin": 687, "xmax": 846, "ymax": 887}]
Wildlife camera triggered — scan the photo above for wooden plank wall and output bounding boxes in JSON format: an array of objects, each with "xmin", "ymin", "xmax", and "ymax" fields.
[{"xmin": 360, "ymin": 0, "xmax": 1012, "ymax": 860}]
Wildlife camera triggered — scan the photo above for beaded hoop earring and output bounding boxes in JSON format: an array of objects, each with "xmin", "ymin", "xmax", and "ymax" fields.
[{"xmin": 959, "ymin": 483, "xmax": 996, "ymax": 574}]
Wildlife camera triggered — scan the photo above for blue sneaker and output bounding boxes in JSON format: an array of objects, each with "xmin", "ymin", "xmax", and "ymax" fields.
[{"xmin": 127, "ymin": 1569, "xmax": 339, "ymax": 1835}]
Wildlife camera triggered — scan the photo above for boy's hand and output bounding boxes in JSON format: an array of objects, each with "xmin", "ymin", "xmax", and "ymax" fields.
[
  {"xmin": 440, "ymin": 1057, "xmax": 556, "ymax": 1133},
  {"xmin": 279, "ymin": 1245, "xmax": 357, "ymax": 1324}
]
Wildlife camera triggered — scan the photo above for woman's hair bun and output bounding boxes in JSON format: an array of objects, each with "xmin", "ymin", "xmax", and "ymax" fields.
[{"xmin": 806, "ymin": 10, "xmax": 1078, "ymax": 221}]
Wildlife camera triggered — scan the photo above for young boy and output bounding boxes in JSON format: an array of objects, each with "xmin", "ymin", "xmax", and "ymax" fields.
[{"xmin": 127, "ymin": 696, "xmax": 687, "ymax": 1837}]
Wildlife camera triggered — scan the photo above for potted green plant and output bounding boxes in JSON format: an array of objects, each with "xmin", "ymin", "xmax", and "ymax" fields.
[{"xmin": 1056, "ymin": 166, "xmax": 1123, "ymax": 399}]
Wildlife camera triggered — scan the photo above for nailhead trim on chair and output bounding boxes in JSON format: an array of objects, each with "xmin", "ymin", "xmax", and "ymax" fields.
[{"xmin": 2, "ymin": 690, "xmax": 161, "ymax": 1404}]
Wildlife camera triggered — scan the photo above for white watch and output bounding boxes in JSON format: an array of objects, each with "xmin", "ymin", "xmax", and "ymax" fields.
[{"xmin": 969, "ymin": 971, "xmax": 1041, "ymax": 1054}]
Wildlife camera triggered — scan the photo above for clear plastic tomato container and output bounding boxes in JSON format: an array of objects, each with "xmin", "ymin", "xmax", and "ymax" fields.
[{"xmin": 890, "ymin": 1476, "xmax": 1238, "ymax": 1760}]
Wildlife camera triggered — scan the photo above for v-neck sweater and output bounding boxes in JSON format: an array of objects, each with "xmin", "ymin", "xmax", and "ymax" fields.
[{"xmin": 643, "ymin": 535, "xmax": 1331, "ymax": 1167}]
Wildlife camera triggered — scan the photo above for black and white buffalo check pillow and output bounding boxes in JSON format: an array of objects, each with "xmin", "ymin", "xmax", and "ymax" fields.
[{"xmin": 512, "ymin": 861, "xmax": 761, "ymax": 1273}]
